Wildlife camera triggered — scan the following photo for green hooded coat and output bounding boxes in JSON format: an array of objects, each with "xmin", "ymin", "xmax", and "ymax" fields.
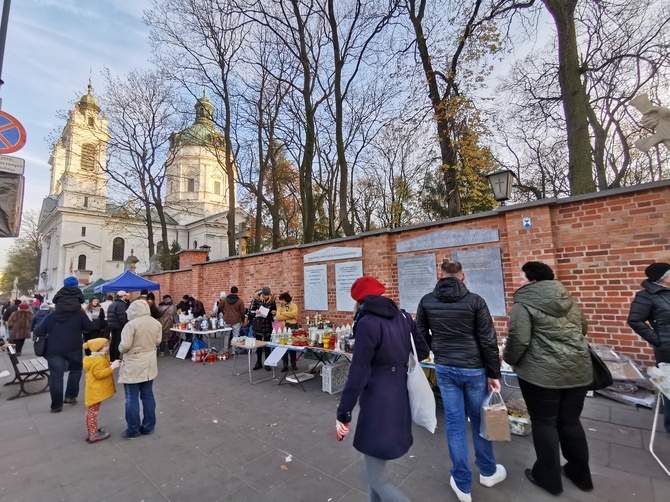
[{"xmin": 504, "ymin": 280, "xmax": 592, "ymax": 389}]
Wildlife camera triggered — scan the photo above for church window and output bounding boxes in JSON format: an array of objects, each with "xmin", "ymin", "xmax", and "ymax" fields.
[
  {"xmin": 170, "ymin": 182, "xmax": 174, "ymax": 194},
  {"xmin": 77, "ymin": 254, "xmax": 87, "ymax": 271},
  {"xmin": 81, "ymin": 144, "xmax": 96, "ymax": 171},
  {"xmin": 112, "ymin": 237, "xmax": 125, "ymax": 261},
  {"xmin": 187, "ymin": 178, "xmax": 195, "ymax": 192},
  {"xmin": 214, "ymin": 181, "xmax": 221, "ymax": 195},
  {"xmin": 193, "ymin": 240, "xmax": 198, "ymax": 249},
  {"xmin": 81, "ymin": 227, "xmax": 86, "ymax": 237},
  {"xmin": 83, "ymin": 196, "xmax": 89, "ymax": 207},
  {"xmin": 88, "ymin": 117, "xmax": 95, "ymax": 127}
]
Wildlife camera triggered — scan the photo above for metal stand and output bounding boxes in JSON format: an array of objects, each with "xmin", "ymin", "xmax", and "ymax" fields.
[{"xmin": 649, "ymin": 392, "xmax": 670, "ymax": 476}]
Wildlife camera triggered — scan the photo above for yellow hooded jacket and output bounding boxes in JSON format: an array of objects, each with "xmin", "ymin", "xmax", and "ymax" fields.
[{"xmin": 83, "ymin": 354, "xmax": 116, "ymax": 407}]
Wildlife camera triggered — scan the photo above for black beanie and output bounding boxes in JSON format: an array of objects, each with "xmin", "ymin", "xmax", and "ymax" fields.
[
  {"xmin": 645, "ymin": 262, "xmax": 670, "ymax": 283},
  {"xmin": 522, "ymin": 261, "xmax": 555, "ymax": 282}
]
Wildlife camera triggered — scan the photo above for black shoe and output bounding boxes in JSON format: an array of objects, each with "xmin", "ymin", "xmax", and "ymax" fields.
[
  {"xmin": 64, "ymin": 398, "xmax": 78, "ymax": 405},
  {"xmin": 281, "ymin": 366, "xmax": 289, "ymax": 373},
  {"xmin": 265, "ymin": 365, "xmax": 272, "ymax": 371},
  {"xmin": 525, "ymin": 469, "xmax": 561, "ymax": 496},
  {"xmin": 561, "ymin": 466, "xmax": 593, "ymax": 492},
  {"xmin": 253, "ymin": 362, "xmax": 263, "ymax": 370},
  {"xmin": 50, "ymin": 407, "xmax": 62, "ymax": 413},
  {"xmin": 291, "ymin": 364, "xmax": 298, "ymax": 371},
  {"xmin": 122, "ymin": 431, "xmax": 141, "ymax": 439}
]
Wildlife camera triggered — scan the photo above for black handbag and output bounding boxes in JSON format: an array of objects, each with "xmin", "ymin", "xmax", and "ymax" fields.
[
  {"xmin": 587, "ymin": 345, "xmax": 613, "ymax": 391},
  {"xmin": 33, "ymin": 335, "xmax": 47, "ymax": 357}
]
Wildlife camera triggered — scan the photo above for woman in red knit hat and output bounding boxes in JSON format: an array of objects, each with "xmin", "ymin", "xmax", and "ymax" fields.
[{"xmin": 336, "ymin": 276, "xmax": 429, "ymax": 501}]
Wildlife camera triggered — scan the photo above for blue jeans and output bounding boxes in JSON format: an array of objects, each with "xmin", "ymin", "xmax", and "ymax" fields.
[
  {"xmin": 46, "ymin": 350, "xmax": 83, "ymax": 411},
  {"xmin": 124, "ymin": 380, "xmax": 156, "ymax": 436},
  {"xmin": 435, "ymin": 365, "xmax": 497, "ymax": 493}
]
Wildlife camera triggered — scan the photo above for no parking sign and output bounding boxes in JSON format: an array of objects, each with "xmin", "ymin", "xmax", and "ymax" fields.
[{"xmin": 0, "ymin": 110, "xmax": 26, "ymax": 154}]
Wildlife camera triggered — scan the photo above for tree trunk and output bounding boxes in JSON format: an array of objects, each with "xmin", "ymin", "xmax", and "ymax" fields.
[
  {"xmin": 328, "ymin": 0, "xmax": 354, "ymax": 236},
  {"xmin": 293, "ymin": 0, "xmax": 316, "ymax": 244},
  {"xmin": 408, "ymin": 0, "xmax": 462, "ymax": 217},
  {"xmin": 542, "ymin": 0, "xmax": 596, "ymax": 195}
]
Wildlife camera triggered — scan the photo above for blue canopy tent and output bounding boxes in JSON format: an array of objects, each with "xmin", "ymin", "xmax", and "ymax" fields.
[{"xmin": 94, "ymin": 270, "xmax": 160, "ymax": 293}]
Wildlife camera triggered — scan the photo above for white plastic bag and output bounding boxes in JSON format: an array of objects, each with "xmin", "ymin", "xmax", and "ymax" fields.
[
  {"xmin": 480, "ymin": 391, "xmax": 511, "ymax": 441},
  {"xmin": 407, "ymin": 333, "xmax": 437, "ymax": 433}
]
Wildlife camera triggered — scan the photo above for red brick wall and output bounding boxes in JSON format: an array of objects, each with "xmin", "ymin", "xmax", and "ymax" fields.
[{"xmin": 147, "ymin": 180, "xmax": 670, "ymax": 367}]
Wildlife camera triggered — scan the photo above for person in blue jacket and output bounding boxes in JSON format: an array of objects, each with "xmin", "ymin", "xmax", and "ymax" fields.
[{"xmin": 336, "ymin": 276, "xmax": 429, "ymax": 502}]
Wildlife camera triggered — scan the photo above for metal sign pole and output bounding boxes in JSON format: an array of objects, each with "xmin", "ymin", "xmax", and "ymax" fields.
[{"xmin": 0, "ymin": 0, "xmax": 11, "ymax": 94}]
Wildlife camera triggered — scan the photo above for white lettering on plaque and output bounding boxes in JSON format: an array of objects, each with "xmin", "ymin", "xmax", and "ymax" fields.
[
  {"xmin": 303, "ymin": 264, "xmax": 328, "ymax": 311},
  {"xmin": 335, "ymin": 261, "xmax": 363, "ymax": 312}
]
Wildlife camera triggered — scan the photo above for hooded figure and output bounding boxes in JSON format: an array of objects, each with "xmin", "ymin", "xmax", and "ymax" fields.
[
  {"xmin": 118, "ymin": 300, "xmax": 163, "ymax": 385},
  {"xmin": 118, "ymin": 299, "xmax": 163, "ymax": 439},
  {"xmin": 52, "ymin": 277, "xmax": 85, "ymax": 313}
]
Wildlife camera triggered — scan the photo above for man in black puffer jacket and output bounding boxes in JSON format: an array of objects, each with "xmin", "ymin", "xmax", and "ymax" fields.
[
  {"xmin": 416, "ymin": 260, "xmax": 505, "ymax": 501},
  {"xmin": 628, "ymin": 262, "xmax": 670, "ymax": 434},
  {"xmin": 106, "ymin": 291, "xmax": 130, "ymax": 362}
]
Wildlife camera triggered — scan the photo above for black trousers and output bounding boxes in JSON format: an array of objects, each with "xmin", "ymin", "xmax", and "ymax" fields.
[
  {"xmin": 518, "ymin": 378, "xmax": 593, "ymax": 494},
  {"xmin": 110, "ymin": 328, "xmax": 123, "ymax": 362}
]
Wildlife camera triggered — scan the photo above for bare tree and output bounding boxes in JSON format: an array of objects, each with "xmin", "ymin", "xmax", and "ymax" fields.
[
  {"xmin": 403, "ymin": 0, "xmax": 538, "ymax": 217},
  {"xmin": 99, "ymin": 68, "xmax": 185, "ymax": 265},
  {"xmin": 147, "ymin": 0, "xmax": 251, "ymax": 256}
]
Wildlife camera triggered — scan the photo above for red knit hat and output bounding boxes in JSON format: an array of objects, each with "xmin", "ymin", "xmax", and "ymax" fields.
[
  {"xmin": 350, "ymin": 276, "xmax": 386, "ymax": 302},
  {"xmin": 19, "ymin": 303, "xmax": 30, "ymax": 310}
]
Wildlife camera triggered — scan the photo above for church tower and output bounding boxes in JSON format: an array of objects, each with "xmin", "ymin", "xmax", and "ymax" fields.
[
  {"xmin": 166, "ymin": 92, "xmax": 234, "ymax": 225},
  {"xmin": 48, "ymin": 81, "xmax": 109, "ymax": 211}
]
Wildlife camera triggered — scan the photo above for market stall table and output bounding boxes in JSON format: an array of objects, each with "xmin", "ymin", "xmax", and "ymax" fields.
[
  {"xmin": 649, "ymin": 377, "xmax": 670, "ymax": 476},
  {"xmin": 170, "ymin": 327, "xmax": 232, "ymax": 363},
  {"xmin": 231, "ymin": 340, "xmax": 275, "ymax": 384},
  {"xmin": 266, "ymin": 343, "xmax": 353, "ymax": 392}
]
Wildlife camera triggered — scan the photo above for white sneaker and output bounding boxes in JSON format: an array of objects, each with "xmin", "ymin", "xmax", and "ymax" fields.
[
  {"xmin": 450, "ymin": 477, "xmax": 472, "ymax": 502},
  {"xmin": 480, "ymin": 464, "xmax": 507, "ymax": 487}
]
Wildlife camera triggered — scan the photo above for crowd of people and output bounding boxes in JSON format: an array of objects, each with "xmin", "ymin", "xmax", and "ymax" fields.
[{"xmin": 1, "ymin": 258, "xmax": 669, "ymax": 500}]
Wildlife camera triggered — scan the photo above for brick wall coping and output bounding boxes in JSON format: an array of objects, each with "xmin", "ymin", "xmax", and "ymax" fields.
[{"xmin": 186, "ymin": 178, "xmax": 670, "ymax": 267}]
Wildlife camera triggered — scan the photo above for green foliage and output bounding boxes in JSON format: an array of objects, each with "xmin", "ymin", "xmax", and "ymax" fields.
[
  {"xmin": 0, "ymin": 211, "xmax": 42, "ymax": 295},
  {"xmin": 158, "ymin": 239, "xmax": 181, "ymax": 270}
]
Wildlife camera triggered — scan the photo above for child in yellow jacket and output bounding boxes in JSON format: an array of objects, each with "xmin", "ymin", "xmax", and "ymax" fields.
[{"xmin": 82, "ymin": 338, "xmax": 120, "ymax": 443}]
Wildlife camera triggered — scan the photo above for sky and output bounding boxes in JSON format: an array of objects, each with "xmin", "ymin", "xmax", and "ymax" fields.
[{"xmin": 0, "ymin": 0, "xmax": 153, "ymax": 262}]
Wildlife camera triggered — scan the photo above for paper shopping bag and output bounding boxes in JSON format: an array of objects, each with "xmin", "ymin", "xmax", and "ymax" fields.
[{"xmin": 480, "ymin": 391, "xmax": 511, "ymax": 441}]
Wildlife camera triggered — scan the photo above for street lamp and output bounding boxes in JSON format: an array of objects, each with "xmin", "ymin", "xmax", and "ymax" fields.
[{"xmin": 485, "ymin": 169, "xmax": 515, "ymax": 203}]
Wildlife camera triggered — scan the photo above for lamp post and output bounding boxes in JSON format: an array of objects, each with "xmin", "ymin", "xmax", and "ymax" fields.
[{"xmin": 485, "ymin": 169, "xmax": 515, "ymax": 204}]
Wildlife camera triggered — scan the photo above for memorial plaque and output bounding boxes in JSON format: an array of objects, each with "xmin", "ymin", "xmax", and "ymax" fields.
[
  {"xmin": 304, "ymin": 264, "xmax": 328, "ymax": 311},
  {"xmin": 397, "ymin": 229, "xmax": 499, "ymax": 253},
  {"xmin": 304, "ymin": 246, "xmax": 363, "ymax": 263},
  {"xmin": 452, "ymin": 248, "xmax": 506, "ymax": 317},
  {"xmin": 335, "ymin": 261, "xmax": 363, "ymax": 312},
  {"xmin": 397, "ymin": 254, "xmax": 437, "ymax": 314}
]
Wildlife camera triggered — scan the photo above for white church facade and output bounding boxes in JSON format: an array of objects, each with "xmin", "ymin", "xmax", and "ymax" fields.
[{"xmin": 37, "ymin": 84, "xmax": 247, "ymax": 297}]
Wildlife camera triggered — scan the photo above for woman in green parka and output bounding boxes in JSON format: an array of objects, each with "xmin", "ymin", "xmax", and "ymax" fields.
[{"xmin": 504, "ymin": 261, "xmax": 593, "ymax": 496}]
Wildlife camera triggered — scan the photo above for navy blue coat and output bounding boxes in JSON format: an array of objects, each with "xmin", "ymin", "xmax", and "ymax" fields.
[
  {"xmin": 337, "ymin": 295, "xmax": 430, "ymax": 460},
  {"xmin": 31, "ymin": 309, "xmax": 50, "ymax": 331},
  {"xmin": 33, "ymin": 311, "xmax": 95, "ymax": 356}
]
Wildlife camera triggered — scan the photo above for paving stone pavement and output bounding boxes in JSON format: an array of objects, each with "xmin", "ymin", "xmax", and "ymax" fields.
[{"xmin": 1, "ymin": 337, "xmax": 669, "ymax": 502}]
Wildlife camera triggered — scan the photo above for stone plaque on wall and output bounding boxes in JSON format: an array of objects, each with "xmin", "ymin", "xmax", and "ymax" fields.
[
  {"xmin": 335, "ymin": 261, "xmax": 363, "ymax": 312},
  {"xmin": 452, "ymin": 247, "xmax": 506, "ymax": 317},
  {"xmin": 397, "ymin": 254, "xmax": 437, "ymax": 314},
  {"xmin": 304, "ymin": 264, "xmax": 328, "ymax": 311},
  {"xmin": 304, "ymin": 246, "xmax": 363, "ymax": 263},
  {"xmin": 397, "ymin": 229, "xmax": 499, "ymax": 253}
]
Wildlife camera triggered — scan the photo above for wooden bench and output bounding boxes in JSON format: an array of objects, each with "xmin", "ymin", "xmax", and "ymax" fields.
[{"xmin": 2, "ymin": 344, "xmax": 50, "ymax": 400}]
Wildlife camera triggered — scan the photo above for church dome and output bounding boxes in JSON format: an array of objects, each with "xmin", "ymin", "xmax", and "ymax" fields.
[
  {"xmin": 78, "ymin": 82, "xmax": 100, "ymax": 114},
  {"xmin": 171, "ymin": 91, "xmax": 222, "ymax": 147}
]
